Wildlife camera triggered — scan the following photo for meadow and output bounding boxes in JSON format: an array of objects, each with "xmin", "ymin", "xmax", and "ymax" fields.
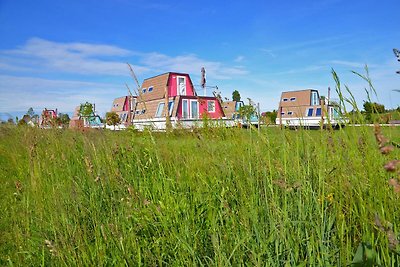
[{"xmin": 0, "ymin": 125, "xmax": 399, "ymax": 266}]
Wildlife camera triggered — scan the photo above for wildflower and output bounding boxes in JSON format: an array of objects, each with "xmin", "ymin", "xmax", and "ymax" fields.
[
  {"xmin": 44, "ymin": 240, "xmax": 57, "ymax": 256},
  {"xmin": 388, "ymin": 179, "xmax": 400, "ymax": 194},
  {"xmin": 326, "ymin": 193, "xmax": 334, "ymax": 203},
  {"xmin": 380, "ymin": 145, "xmax": 394, "ymax": 155},
  {"xmin": 384, "ymin": 160, "xmax": 400, "ymax": 172},
  {"xmin": 374, "ymin": 214, "xmax": 399, "ymax": 250}
]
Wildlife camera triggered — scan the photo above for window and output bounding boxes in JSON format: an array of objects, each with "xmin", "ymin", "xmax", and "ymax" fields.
[
  {"xmin": 177, "ymin": 76, "xmax": 186, "ymax": 95},
  {"xmin": 307, "ymin": 108, "xmax": 314, "ymax": 117},
  {"xmin": 121, "ymin": 113, "xmax": 127, "ymax": 122},
  {"xmin": 207, "ymin": 100, "xmax": 215, "ymax": 112},
  {"xmin": 142, "ymin": 88, "xmax": 147, "ymax": 94},
  {"xmin": 316, "ymin": 108, "xmax": 322, "ymax": 116},
  {"xmin": 288, "ymin": 111, "xmax": 293, "ymax": 115},
  {"xmin": 142, "ymin": 109, "xmax": 146, "ymax": 114},
  {"xmin": 290, "ymin": 97, "xmax": 296, "ymax": 101},
  {"xmin": 283, "ymin": 98, "xmax": 288, "ymax": 102},
  {"xmin": 135, "ymin": 110, "xmax": 140, "ymax": 115},
  {"xmin": 168, "ymin": 101, "xmax": 174, "ymax": 116},
  {"xmin": 148, "ymin": 86, "xmax": 153, "ymax": 92},
  {"xmin": 281, "ymin": 112, "xmax": 285, "ymax": 116},
  {"xmin": 311, "ymin": 91, "xmax": 319, "ymax": 106},
  {"xmin": 182, "ymin": 99, "xmax": 189, "ymax": 119},
  {"xmin": 155, "ymin": 103, "xmax": 165, "ymax": 118},
  {"xmin": 190, "ymin": 100, "xmax": 198, "ymax": 118}
]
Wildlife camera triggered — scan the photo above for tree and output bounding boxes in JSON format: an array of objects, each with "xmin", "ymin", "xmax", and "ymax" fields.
[
  {"xmin": 26, "ymin": 107, "xmax": 35, "ymax": 117},
  {"xmin": 363, "ymin": 101, "xmax": 385, "ymax": 114},
  {"xmin": 262, "ymin": 110, "xmax": 278, "ymax": 124},
  {"xmin": 58, "ymin": 113, "xmax": 70, "ymax": 127},
  {"xmin": 363, "ymin": 101, "xmax": 385, "ymax": 122},
  {"xmin": 79, "ymin": 102, "xmax": 94, "ymax": 117},
  {"xmin": 232, "ymin": 90, "xmax": 241, "ymax": 102},
  {"xmin": 106, "ymin": 112, "xmax": 121, "ymax": 130},
  {"xmin": 239, "ymin": 104, "xmax": 256, "ymax": 127}
]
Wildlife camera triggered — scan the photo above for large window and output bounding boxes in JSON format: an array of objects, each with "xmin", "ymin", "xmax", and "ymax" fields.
[
  {"xmin": 190, "ymin": 100, "xmax": 198, "ymax": 118},
  {"xmin": 177, "ymin": 76, "xmax": 186, "ymax": 95},
  {"xmin": 307, "ymin": 108, "xmax": 314, "ymax": 117},
  {"xmin": 316, "ymin": 108, "xmax": 322, "ymax": 116},
  {"xmin": 207, "ymin": 100, "xmax": 215, "ymax": 112},
  {"xmin": 311, "ymin": 91, "xmax": 319, "ymax": 106},
  {"xmin": 155, "ymin": 103, "xmax": 165, "ymax": 118},
  {"xmin": 182, "ymin": 100, "xmax": 189, "ymax": 119},
  {"xmin": 168, "ymin": 101, "xmax": 174, "ymax": 116}
]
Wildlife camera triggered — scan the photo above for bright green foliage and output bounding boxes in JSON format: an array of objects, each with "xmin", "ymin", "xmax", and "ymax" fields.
[
  {"xmin": 106, "ymin": 112, "xmax": 121, "ymax": 129},
  {"xmin": 79, "ymin": 102, "xmax": 94, "ymax": 117},
  {"xmin": 0, "ymin": 126, "xmax": 399, "ymax": 266}
]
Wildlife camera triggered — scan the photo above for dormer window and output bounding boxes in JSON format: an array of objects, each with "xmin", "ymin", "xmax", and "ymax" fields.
[{"xmin": 177, "ymin": 76, "xmax": 186, "ymax": 95}]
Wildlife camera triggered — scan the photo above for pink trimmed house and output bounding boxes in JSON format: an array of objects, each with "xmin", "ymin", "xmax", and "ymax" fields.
[{"xmin": 111, "ymin": 72, "xmax": 227, "ymax": 129}]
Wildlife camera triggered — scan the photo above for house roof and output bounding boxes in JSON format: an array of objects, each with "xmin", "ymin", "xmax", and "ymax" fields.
[
  {"xmin": 111, "ymin": 96, "xmax": 127, "ymax": 112},
  {"xmin": 139, "ymin": 73, "xmax": 170, "ymax": 102},
  {"xmin": 222, "ymin": 101, "xmax": 237, "ymax": 118}
]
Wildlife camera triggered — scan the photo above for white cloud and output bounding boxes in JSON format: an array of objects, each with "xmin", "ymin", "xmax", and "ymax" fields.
[
  {"xmin": 0, "ymin": 75, "xmax": 122, "ymax": 115},
  {"xmin": 0, "ymin": 38, "xmax": 250, "ymax": 114}
]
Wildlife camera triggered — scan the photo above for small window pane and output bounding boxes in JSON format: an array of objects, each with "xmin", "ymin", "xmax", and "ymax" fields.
[
  {"xmin": 155, "ymin": 103, "xmax": 165, "ymax": 117},
  {"xmin": 316, "ymin": 108, "xmax": 322, "ymax": 116},
  {"xmin": 208, "ymin": 101, "xmax": 215, "ymax": 112},
  {"xmin": 307, "ymin": 108, "xmax": 313, "ymax": 116}
]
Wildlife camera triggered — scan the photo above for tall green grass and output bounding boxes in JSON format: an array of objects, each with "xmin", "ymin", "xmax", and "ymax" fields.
[{"xmin": 0, "ymin": 125, "xmax": 399, "ymax": 266}]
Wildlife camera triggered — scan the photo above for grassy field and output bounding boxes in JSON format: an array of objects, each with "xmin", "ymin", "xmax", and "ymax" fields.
[{"xmin": 0, "ymin": 125, "xmax": 399, "ymax": 266}]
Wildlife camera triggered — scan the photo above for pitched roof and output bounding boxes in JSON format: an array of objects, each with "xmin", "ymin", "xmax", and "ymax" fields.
[
  {"xmin": 111, "ymin": 96, "xmax": 127, "ymax": 112},
  {"xmin": 139, "ymin": 73, "xmax": 170, "ymax": 102},
  {"xmin": 222, "ymin": 101, "xmax": 237, "ymax": 118}
]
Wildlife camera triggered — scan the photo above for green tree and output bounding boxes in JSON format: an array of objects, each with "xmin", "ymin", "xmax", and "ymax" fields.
[
  {"xmin": 106, "ymin": 112, "xmax": 121, "ymax": 130},
  {"xmin": 232, "ymin": 90, "xmax": 241, "ymax": 102},
  {"xmin": 363, "ymin": 101, "xmax": 385, "ymax": 122},
  {"xmin": 79, "ymin": 102, "xmax": 94, "ymax": 117},
  {"xmin": 239, "ymin": 104, "xmax": 256, "ymax": 127},
  {"xmin": 262, "ymin": 110, "xmax": 277, "ymax": 124},
  {"xmin": 58, "ymin": 113, "xmax": 70, "ymax": 127},
  {"xmin": 26, "ymin": 107, "xmax": 35, "ymax": 117}
]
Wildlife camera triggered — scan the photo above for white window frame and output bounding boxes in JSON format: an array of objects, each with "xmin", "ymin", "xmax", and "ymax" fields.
[
  {"xmin": 168, "ymin": 100, "xmax": 174, "ymax": 116},
  {"xmin": 182, "ymin": 99, "xmax": 189, "ymax": 119},
  {"xmin": 290, "ymin": 97, "xmax": 296, "ymax": 101},
  {"xmin": 155, "ymin": 102, "xmax": 165, "ymax": 118},
  {"xmin": 190, "ymin": 100, "xmax": 199, "ymax": 119},
  {"xmin": 282, "ymin": 98, "xmax": 288, "ymax": 102},
  {"xmin": 311, "ymin": 91, "xmax": 319, "ymax": 106},
  {"xmin": 148, "ymin": 86, "xmax": 154, "ymax": 92},
  {"xmin": 207, "ymin": 100, "xmax": 215, "ymax": 113},
  {"xmin": 177, "ymin": 76, "xmax": 186, "ymax": 96}
]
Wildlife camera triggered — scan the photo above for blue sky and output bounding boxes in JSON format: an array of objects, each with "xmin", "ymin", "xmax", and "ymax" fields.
[{"xmin": 0, "ymin": 0, "xmax": 399, "ymax": 119}]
